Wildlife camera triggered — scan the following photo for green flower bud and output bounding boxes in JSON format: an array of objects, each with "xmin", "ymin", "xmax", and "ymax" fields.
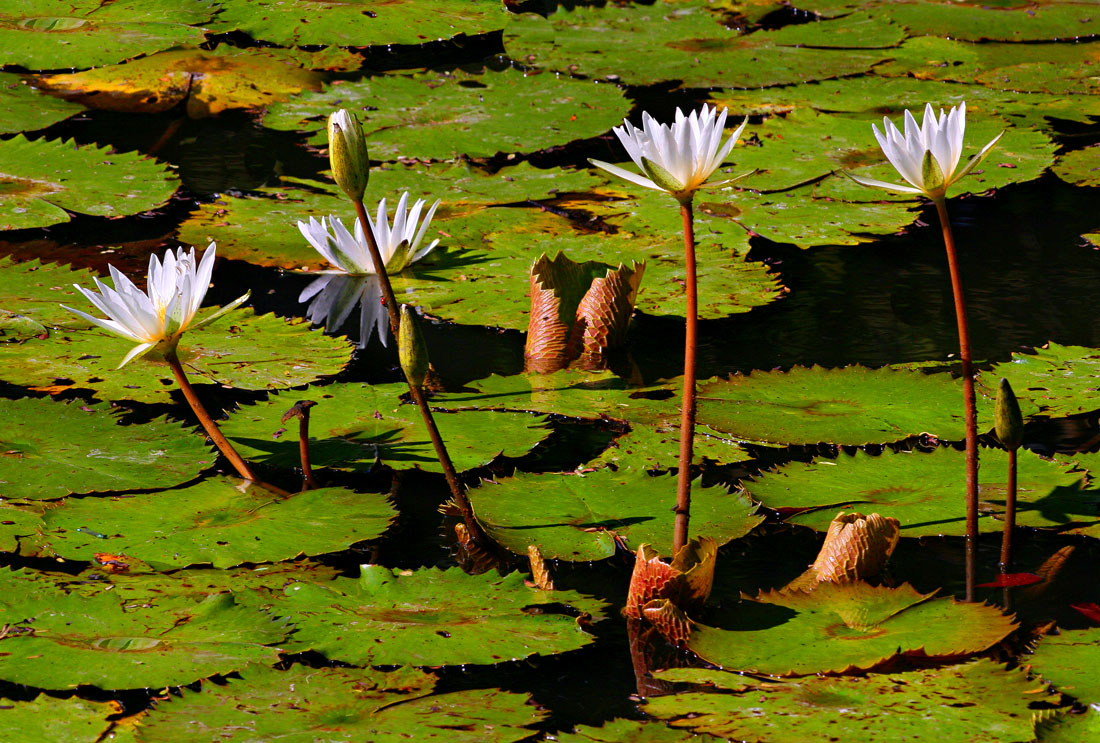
[
  {"xmin": 640, "ymin": 156, "xmax": 687, "ymax": 197},
  {"xmin": 995, "ymin": 377, "xmax": 1024, "ymax": 451},
  {"xmin": 920, "ymin": 149, "xmax": 946, "ymax": 197},
  {"xmin": 399, "ymin": 304, "xmax": 430, "ymax": 388},
  {"xmin": 328, "ymin": 109, "xmax": 369, "ymax": 202}
]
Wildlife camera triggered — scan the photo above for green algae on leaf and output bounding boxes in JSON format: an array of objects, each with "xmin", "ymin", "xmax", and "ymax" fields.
[
  {"xmin": 39, "ymin": 477, "xmax": 396, "ymax": 569},
  {"xmin": 687, "ymin": 582, "xmax": 1015, "ymax": 676},
  {"xmin": 697, "ymin": 365, "xmax": 990, "ymax": 446},
  {"xmin": 469, "ymin": 469, "xmax": 762, "ymax": 561},
  {"xmin": 280, "ymin": 566, "xmax": 606, "ymax": 666},
  {"xmin": 990, "ymin": 342, "xmax": 1100, "ymax": 418},
  {"xmin": 0, "ymin": 135, "xmax": 178, "ymax": 231},
  {"xmin": 1029, "ymin": 628, "xmax": 1100, "ymax": 705},
  {"xmin": 34, "ymin": 47, "xmax": 329, "ymax": 118},
  {"xmin": 0, "ymin": 695, "xmax": 117, "ymax": 743},
  {"xmin": 0, "ymin": 398, "xmax": 210, "ymax": 500},
  {"xmin": 136, "ymin": 663, "xmax": 544, "ymax": 743},
  {"xmin": 221, "ymin": 383, "xmax": 551, "ymax": 474},
  {"xmin": 0, "ymin": 0, "xmax": 212, "ymax": 71},
  {"xmin": 0, "ymin": 572, "xmax": 289, "ymax": 689},
  {"xmin": 210, "ymin": 0, "xmax": 507, "ymax": 47},
  {"xmin": 263, "ymin": 67, "xmax": 630, "ymax": 161},
  {"xmin": 0, "ymin": 308, "xmax": 353, "ymax": 404},
  {"xmin": 504, "ymin": 4, "xmax": 885, "ymax": 88},
  {"xmin": 645, "ymin": 659, "xmax": 1050, "ymax": 742},
  {"xmin": 0, "ymin": 72, "xmax": 84, "ymax": 134},
  {"xmin": 746, "ymin": 447, "xmax": 1091, "ymax": 537}
]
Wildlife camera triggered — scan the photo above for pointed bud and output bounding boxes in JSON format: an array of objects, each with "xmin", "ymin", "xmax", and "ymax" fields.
[
  {"xmin": 920, "ymin": 149, "xmax": 945, "ymax": 196},
  {"xmin": 995, "ymin": 378, "xmax": 1024, "ymax": 451},
  {"xmin": 328, "ymin": 109, "xmax": 370, "ymax": 202},
  {"xmin": 641, "ymin": 156, "xmax": 686, "ymax": 197},
  {"xmin": 399, "ymin": 304, "xmax": 429, "ymax": 388}
]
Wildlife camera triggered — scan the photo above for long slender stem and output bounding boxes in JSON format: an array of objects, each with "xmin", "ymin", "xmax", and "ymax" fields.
[
  {"xmin": 1000, "ymin": 448, "xmax": 1017, "ymax": 569},
  {"xmin": 298, "ymin": 405, "xmax": 318, "ymax": 491},
  {"xmin": 933, "ymin": 197, "xmax": 979, "ymax": 602},
  {"xmin": 350, "ymin": 199, "xmax": 479, "ymax": 535},
  {"xmin": 165, "ymin": 348, "xmax": 258, "ymax": 483},
  {"xmin": 673, "ymin": 199, "xmax": 697, "ymax": 555}
]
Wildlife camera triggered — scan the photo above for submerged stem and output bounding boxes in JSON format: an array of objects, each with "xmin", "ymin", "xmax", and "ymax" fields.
[
  {"xmin": 350, "ymin": 199, "xmax": 481, "ymax": 540},
  {"xmin": 673, "ymin": 199, "xmax": 698, "ymax": 555},
  {"xmin": 933, "ymin": 197, "xmax": 979, "ymax": 602},
  {"xmin": 165, "ymin": 348, "xmax": 258, "ymax": 483}
]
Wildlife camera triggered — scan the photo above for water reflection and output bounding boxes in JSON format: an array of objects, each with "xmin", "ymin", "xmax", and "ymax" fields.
[{"xmin": 299, "ymin": 273, "xmax": 390, "ymax": 348}]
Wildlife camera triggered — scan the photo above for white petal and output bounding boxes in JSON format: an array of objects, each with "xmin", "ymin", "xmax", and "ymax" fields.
[{"xmin": 589, "ymin": 159, "xmax": 661, "ymax": 191}]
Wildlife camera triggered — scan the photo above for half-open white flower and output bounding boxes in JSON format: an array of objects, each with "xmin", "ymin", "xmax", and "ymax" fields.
[
  {"xmin": 848, "ymin": 102, "xmax": 1003, "ymax": 200},
  {"xmin": 298, "ymin": 192, "xmax": 441, "ymax": 275},
  {"xmin": 589, "ymin": 104, "xmax": 751, "ymax": 202},
  {"xmin": 62, "ymin": 244, "xmax": 249, "ymax": 368}
]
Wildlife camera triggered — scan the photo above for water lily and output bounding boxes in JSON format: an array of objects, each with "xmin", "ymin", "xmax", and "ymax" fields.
[
  {"xmin": 849, "ymin": 102, "xmax": 1003, "ymax": 199},
  {"xmin": 299, "ymin": 273, "xmax": 389, "ymax": 348},
  {"xmin": 62, "ymin": 244, "xmax": 248, "ymax": 368},
  {"xmin": 589, "ymin": 104, "xmax": 749, "ymax": 202},
  {"xmin": 298, "ymin": 192, "xmax": 441, "ymax": 275},
  {"xmin": 327, "ymin": 108, "xmax": 370, "ymax": 202}
]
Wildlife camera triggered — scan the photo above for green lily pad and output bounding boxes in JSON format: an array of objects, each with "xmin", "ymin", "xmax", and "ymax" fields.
[
  {"xmin": 0, "ymin": 135, "xmax": 179, "ymax": 230},
  {"xmin": 1030, "ymin": 628, "xmax": 1100, "ymax": 705},
  {"xmin": 881, "ymin": 1, "xmax": 1100, "ymax": 42},
  {"xmin": 0, "ymin": 571, "xmax": 289, "ymax": 689},
  {"xmin": 645, "ymin": 659, "xmax": 1050, "ymax": 742},
  {"xmin": 0, "ymin": 72, "xmax": 84, "ymax": 134},
  {"xmin": 688, "ymin": 582, "xmax": 1015, "ymax": 676},
  {"xmin": 0, "ymin": 398, "xmax": 210, "ymax": 500},
  {"xmin": 504, "ymin": 4, "xmax": 885, "ymax": 88},
  {"xmin": 0, "ymin": 502, "xmax": 44, "ymax": 551},
  {"xmin": 0, "ymin": 695, "xmax": 117, "ymax": 743},
  {"xmin": 210, "ymin": 0, "xmax": 508, "ymax": 46},
  {"xmin": 0, "ymin": 0, "xmax": 212, "ymax": 70},
  {"xmin": 990, "ymin": 343, "xmax": 1100, "ymax": 418},
  {"xmin": 757, "ymin": 11, "xmax": 905, "ymax": 48},
  {"xmin": 470, "ymin": 469, "xmax": 762, "ymax": 561},
  {"xmin": 558, "ymin": 720, "xmax": 710, "ymax": 743},
  {"xmin": 221, "ymin": 383, "xmax": 551, "ymax": 474},
  {"xmin": 697, "ymin": 365, "xmax": 998, "ymax": 446},
  {"xmin": 588, "ymin": 424, "xmax": 754, "ymax": 470},
  {"xmin": 263, "ymin": 67, "xmax": 631, "ymax": 161},
  {"xmin": 279, "ymin": 566, "xmax": 605, "ymax": 665},
  {"xmin": 744, "ymin": 447, "xmax": 1090, "ymax": 537},
  {"xmin": 0, "ymin": 308, "xmax": 353, "ymax": 404},
  {"xmin": 34, "ymin": 47, "xmax": 328, "ymax": 118},
  {"xmin": 1054, "ymin": 145, "xmax": 1100, "ymax": 188},
  {"xmin": 136, "ymin": 663, "xmax": 544, "ymax": 743},
  {"xmin": 1035, "ymin": 709, "xmax": 1100, "ymax": 742},
  {"xmin": 39, "ymin": 476, "xmax": 396, "ymax": 569}
]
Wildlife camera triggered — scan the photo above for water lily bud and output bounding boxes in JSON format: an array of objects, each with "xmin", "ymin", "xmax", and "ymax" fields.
[
  {"xmin": 327, "ymin": 109, "xmax": 369, "ymax": 202},
  {"xmin": 995, "ymin": 377, "xmax": 1024, "ymax": 450},
  {"xmin": 399, "ymin": 304, "xmax": 429, "ymax": 388}
]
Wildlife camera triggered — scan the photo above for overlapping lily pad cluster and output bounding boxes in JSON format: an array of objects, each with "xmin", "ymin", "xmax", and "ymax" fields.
[{"xmin": 2, "ymin": 0, "xmax": 1100, "ymax": 740}]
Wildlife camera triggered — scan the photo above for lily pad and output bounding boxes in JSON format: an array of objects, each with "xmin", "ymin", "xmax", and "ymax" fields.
[
  {"xmin": 470, "ymin": 469, "xmax": 762, "ymax": 561},
  {"xmin": 744, "ymin": 447, "xmax": 1091, "ymax": 537},
  {"xmin": 588, "ymin": 424, "xmax": 754, "ymax": 470},
  {"xmin": 264, "ymin": 67, "xmax": 630, "ymax": 161},
  {"xmin": 0, "ymin": 695, "xmax": 117, "ymax": 743},
  {"xmin": 0, "ymin": 0, "xmax": 212, "ymax": 70},
  {"xmin": 39, "ymin": 476, "xmax": 396, "ymax": 569},
  {"xmin": 696, "ymin": 365, "xmax": 996, "ymax": 446},
  {"xmin": 1030, "ymin": 628, "xmax": 1100, "ymax": 705},
  {"xmin": 1035, "ymin": 709, "xmax": 1100, "ymax": 742},
  {"xmin": 558, "ymin": 720, "xmax": 710, "ymax": 743},
  {"xmin": 34, "ymin": 47, "xmax": 329, "ymax": 118},
  {"xmin": 0, "ymin": 502, "xmax": 44, "ymax": 551},
  {"xmin": 279, "ymin": 566, "xmax": 605, "ymax": 665},
  {"xmin": 881, "ymin": 2, "xmax": 1100, "ymax": 42},
  {"xmin": 221, "ymin": 383, "xmax": 551, "ymax": 474},
  {"xmin": 0, "ymin": 398, "xmax": 210, "ymax": 500},
  {"xmin": 0, "ymin": 571, "xmax": 289, "ymax": 689},
  {"xmin": 504, "ymin": 4, "xmax": 886, "ymax": 88},
  {"xmin": 0, "ymin": 72, "xmax": 84, "ymax": 134},
  {"xmin": 136, "ymin": 663, "xmax": 544, "ymax": 743},
  {"xmin": 1054, "ymin": 146, "xmax": 1100, "ymax": 188},
  {"xmin": 687, "ymin": 582, "xmax": 1016, "ymax": 676},
  {"xmin": 990, "ymin": 343, "xmax": 1100, "ymax": 418},
  {"xmin": 0, "ymin": 135, "xmax": 179, "ymax": 231},
  {"xmin": 210, "ymin": 0, "xmax": 508, "ymax": 47},
  {"xmin": 0, "ymin": 256, "xmax": 132, "ymax": 330},
  {"xmin": 0, "ymin": 308, "xmax": 353, "ymax": 404},
  {"xmin": 645, "ymin": 659, "xmax": 1049, "ymax": 742}
]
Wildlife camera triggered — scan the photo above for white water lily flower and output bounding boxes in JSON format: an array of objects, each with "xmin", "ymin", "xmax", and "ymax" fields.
[
  {"xmin": 299, "ymin": 273, "xmax": 389, "ymax": 348},
  {"xmin": 62, "ymin": 244, "xmax": 249, "ymax": 368},
  {"xmin": 589, "ymin": 104, "xmax": 750, "ymax": 202},
  {"xmin": 849, "ymin": 102, "xmax": 1003, "ymax": 199},
  {"xmin": 298, "ymin": 192, "xmax": 441, "ymax": 275}
]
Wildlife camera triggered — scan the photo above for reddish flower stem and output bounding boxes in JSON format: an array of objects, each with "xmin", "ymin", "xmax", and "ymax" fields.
[
  {"xmin": 1000, "ymin": 448, "xmax": 1017, "ymax": 569},
  {"xmin": 933, "ymin": 197, "xmax": 979, "ymax": 603},
  {"xmin": 350, "ymin": 199, "xmax": 480, "ymax": 537},
  {"xmin": 673, "ymin": 199, "xmax": 697, "ymax": 555}
]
